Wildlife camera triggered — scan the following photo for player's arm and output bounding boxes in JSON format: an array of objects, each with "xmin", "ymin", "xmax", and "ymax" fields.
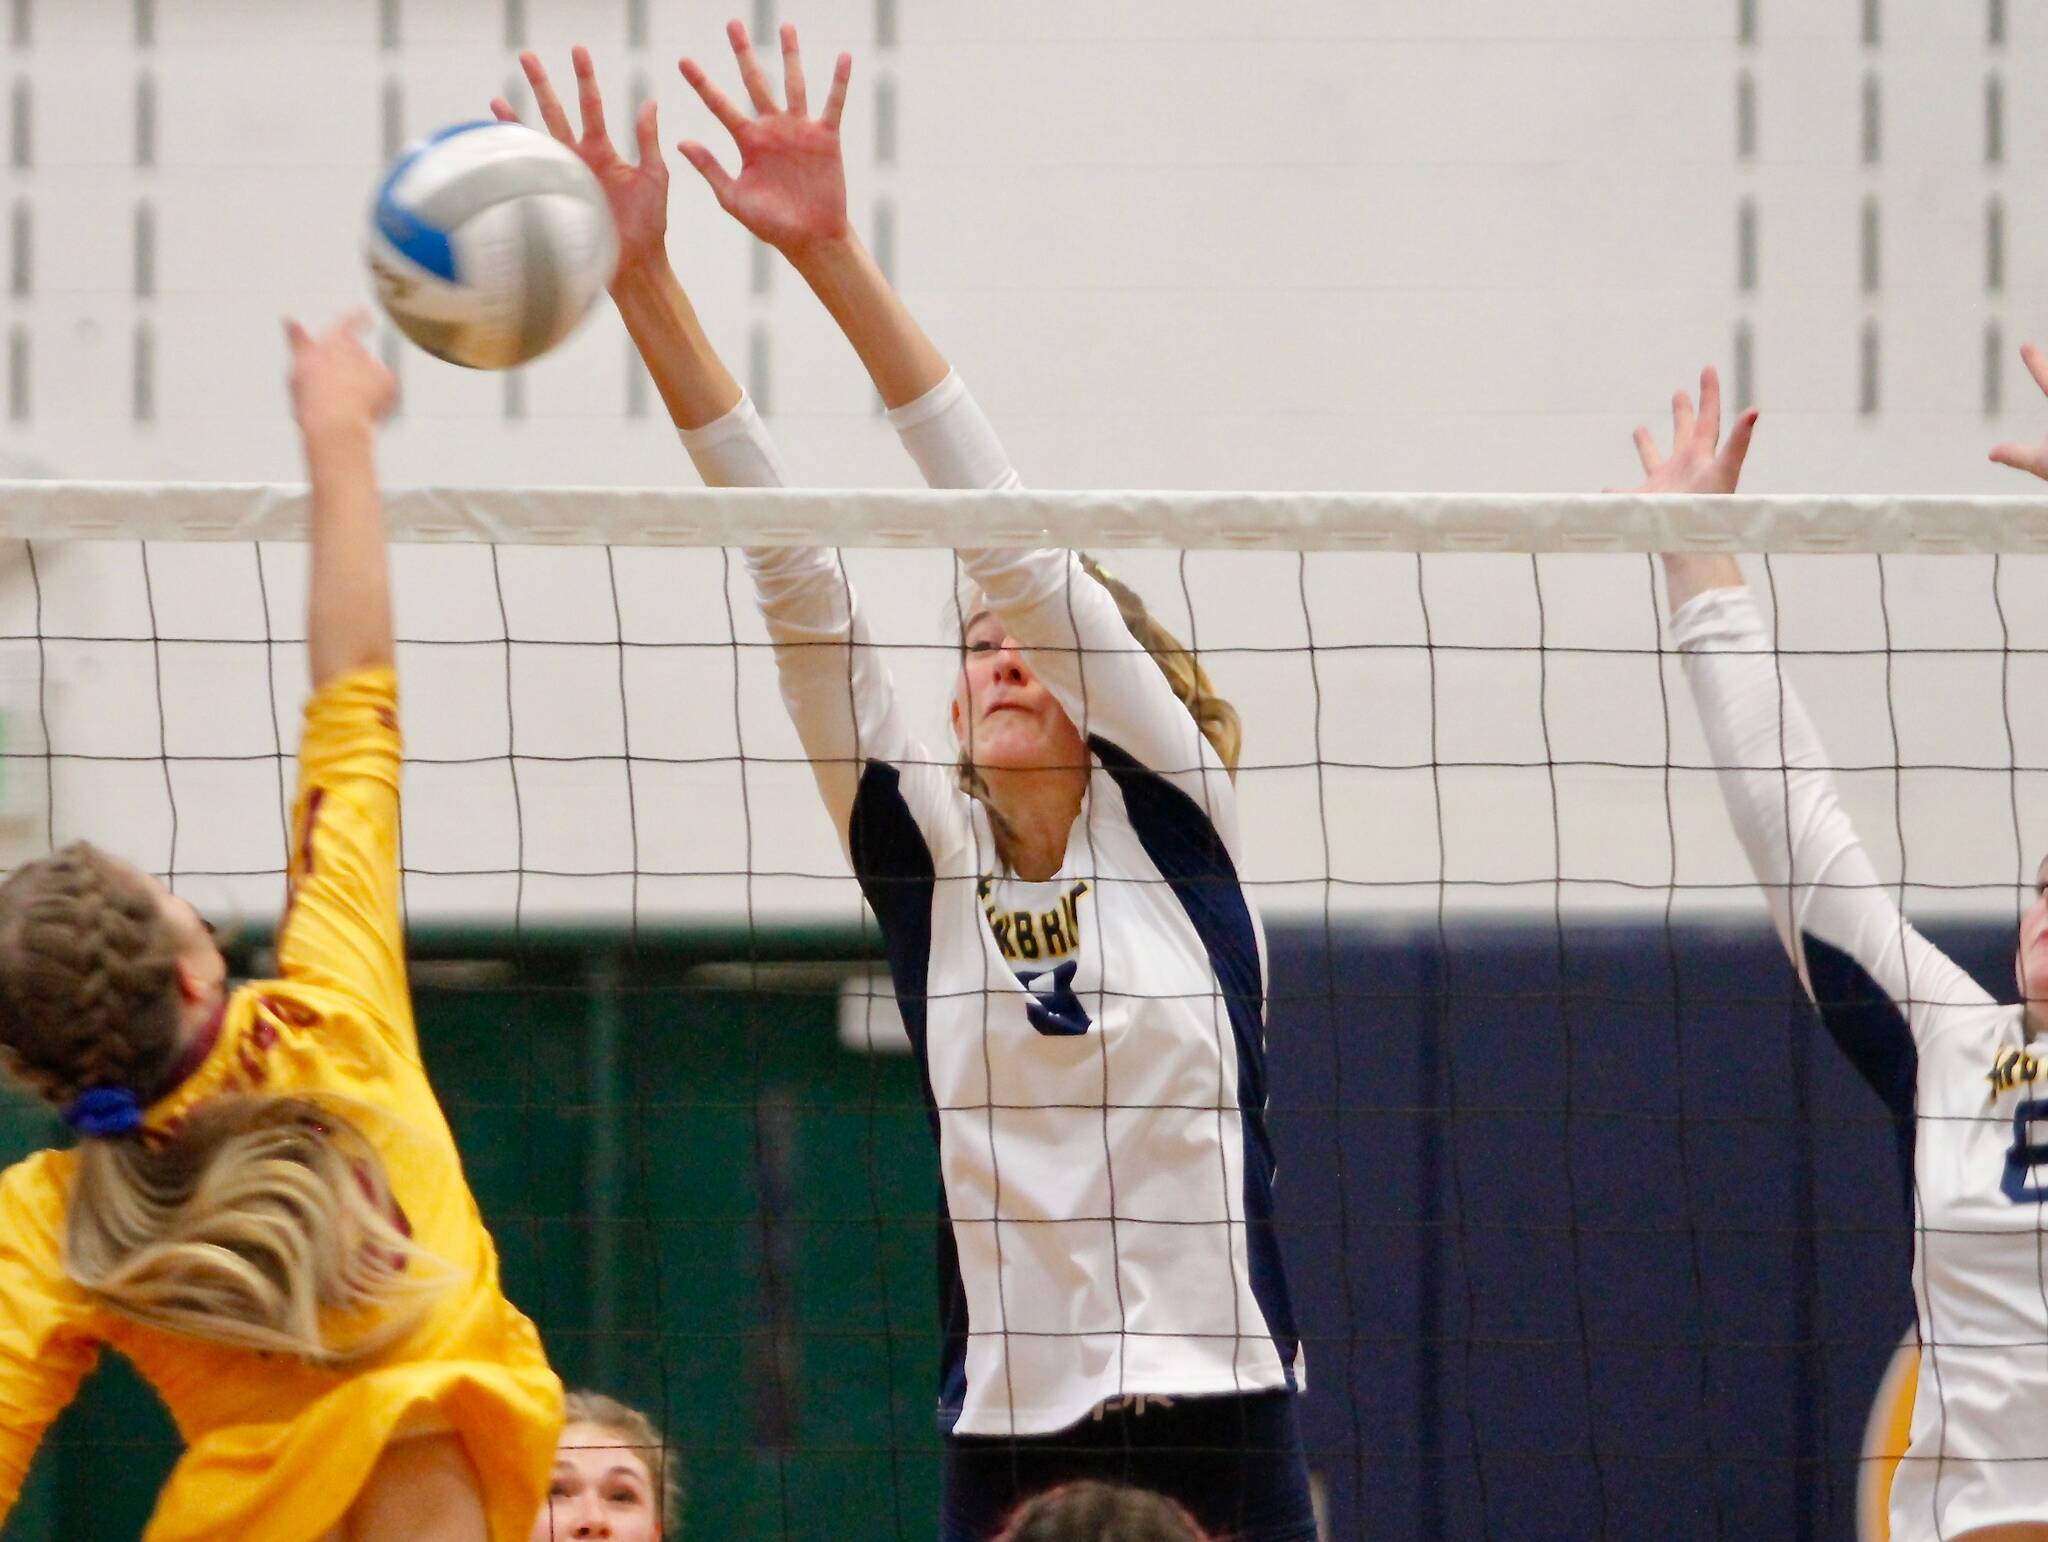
[
  {"xmin": 0, "ymin": 1161, "xmax": 102, "ymax": 1522},
  {"xmin": 276, "ymin": 317, "xmax": 412, "ymax": 1045},
  {"xmin": 1637, "ymin": 370, "xmax": 1991, "ymax": 1059},
  {"xmin": 1989, "ymin": 340, "xmax": 2048, "ymax": 482},
  {"xmin": 676, "ymin": 25, "xmax": 1221, "ymax": 813},
  {"xmin": 492, "ymin": 48, "xmax": 742, "ymax": 433},
  {"xmin": 676, "ymin": 20, "xmax": 946, "ymax": 410}
]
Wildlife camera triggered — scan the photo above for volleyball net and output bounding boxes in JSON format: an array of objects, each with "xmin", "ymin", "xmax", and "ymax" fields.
[{"xmin": 3, "ymin": 487, "xmax": 2046, "ymax": 1538}]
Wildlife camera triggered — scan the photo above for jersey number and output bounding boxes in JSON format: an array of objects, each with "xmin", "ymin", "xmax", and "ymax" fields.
[
  {"xmin": 1018, "ymin": 960, "xmax": 1093, "ymax": 1037},
  {"xmin": 2001, "ymin": 1098, "xmax": 2048, "ymax": 1205}
]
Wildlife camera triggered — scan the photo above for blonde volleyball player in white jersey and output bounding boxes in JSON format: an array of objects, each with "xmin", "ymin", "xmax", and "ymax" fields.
[
  {"xmin": 492, "ymin": 25, "xmax": 1312, "ymax": 1542},
  {"xmin": 1629, "ymin": 367, "xmax": 2048, "ymax": 1541}
]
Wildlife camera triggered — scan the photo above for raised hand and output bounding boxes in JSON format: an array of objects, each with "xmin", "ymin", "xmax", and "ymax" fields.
[
  {"xmin": 492, "ymin": 48, "xmax": 669, "ymax": 285},
  {"xmin": 1989, "ymin": 342, "xmax": 2048, "ymax": 482},
  {"xmin": 286, "ymin": 311, "xmax": 397, "ymax": 441},
  {"xmin": 676, "ymin": 19, "xmax": 853, "ymax": 257},
  {"xmin": 1629, "ymin": 365, "xmax": 1757, "ymax": 496}
]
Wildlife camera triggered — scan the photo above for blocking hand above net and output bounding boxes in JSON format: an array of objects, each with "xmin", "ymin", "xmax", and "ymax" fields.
[
  {"xmin": 0, "ymin": 314, "xmax": 564, "ymax": 1542},
  {"xmin": 1630, "ymin": 369, "xmax": 2048, "ymax": 1542},
  {"xmin": 1988, "ymin": 340, "xmax": 2048, "ymax": 483}
]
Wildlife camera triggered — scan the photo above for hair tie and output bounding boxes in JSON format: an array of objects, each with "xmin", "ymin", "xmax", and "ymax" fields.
[{"xmin": 62, "ymin": 1086, "xmax": 144, "ymax": 1140}]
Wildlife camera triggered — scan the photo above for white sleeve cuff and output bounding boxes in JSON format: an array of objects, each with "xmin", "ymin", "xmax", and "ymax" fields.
[
  {"xmin": 884, "ymin": 371, "xmax": 1021, "ymax": 491},
  {"xmin": 1670, "ymin": 585, "xmax": 1766, "ymax": 651},
  {"xmin": 677, "ymin": 393, "xmax": 790, "ymax": 489}
]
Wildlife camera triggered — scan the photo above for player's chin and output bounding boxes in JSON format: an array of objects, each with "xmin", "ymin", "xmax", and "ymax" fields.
[
  {"xmin": 2018, "ymin": 946, "xmax": 2048, "ymax": 1009},
  {"xmin": 970, "ymin": 720, "xmax": 1053, "ymax": 771}
]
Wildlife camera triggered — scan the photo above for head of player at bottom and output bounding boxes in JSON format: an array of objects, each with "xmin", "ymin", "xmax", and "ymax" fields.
[
  {"xmin": 530, "ymin": 1389, "xmax": 680, "ymax": 1541},
  {"xmin": 994, "ymin": 1479, "xmax": 1214, "ymax": 1542}
]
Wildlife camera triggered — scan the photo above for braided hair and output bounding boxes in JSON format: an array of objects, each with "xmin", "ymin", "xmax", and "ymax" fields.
[
  {"xmin": 0, "ymin": 842, "xmax": 183, "ymax": 1107},
  {"xmin": 0, "ymin": 842, "xmax": 438, "ymax": 1361}
]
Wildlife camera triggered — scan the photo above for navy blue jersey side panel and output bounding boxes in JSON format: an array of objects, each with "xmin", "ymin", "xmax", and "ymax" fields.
[
  {"xmin": 848, "ymin": 760, "xmax": 970, "ymax": 1431},
  {"xmin": 1800, "ymin": 931, "xmax": 1919, "ymax": 1223},
  {"xmin": 1091, "ymin": 736, "xmax": 1302, "ymax": 1381}
]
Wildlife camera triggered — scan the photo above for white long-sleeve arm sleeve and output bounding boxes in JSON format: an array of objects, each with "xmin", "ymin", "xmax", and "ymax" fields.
[
  {"xmin": 689, "ymin": 395, "xmax": 924, "ymax": 849},
  {"xmin": 1673, "ymin": 585, "xmax": 1993, "ymax": 1052},
  {"xmin": 885, "ymin": 373, "xmax": 1235, "ymax": 845}
]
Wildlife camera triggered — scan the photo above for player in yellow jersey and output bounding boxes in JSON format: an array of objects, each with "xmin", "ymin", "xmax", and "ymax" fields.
[{"xmin": 0, "ymin": 314, "xmax": 562, "ymax": 1541}]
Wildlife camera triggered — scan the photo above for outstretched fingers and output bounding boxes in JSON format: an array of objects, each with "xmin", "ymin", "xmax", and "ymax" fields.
[
  {"xmin": 1670, "ymin": 390, "xmax": 1695, "ymax": 454},
  {"xmin": 2023, "ymin": 341, "xmax": 2048, "ymax": 398},
  {"xmin": 780, "ymin": 22, "xmax": 808, "ymax": 118},
  {"xmin": 571, "ymin": 45, "xmax": 609, "ymax": 144},
  {"xmin": 821, "ymin": 50, "xmax": 852, "ymax": 130},
  {"xmin": 519, "ymin": 51, "xmax": 577, "ymax": 144},
  {"xmin": 1718, "ymin": 407, "xmax": 1759, "ymax": 481},
  {"xmin": 633, "ymin": 98, "xmax": 663, "ymax": 171},
  {"xmin": 1632, "ymin": 424, "xmax": 1663, "ymax": 476},
  {"xmin": 1695, "ymin": 365, "xmax": 1721, "ymax": 451},
  {"xmin": 728, "ymin": 17, "xmax": 780, "ymax": 115},
  {"xmin": 1989, "ymin": 441, "xmax": 2048, "ymax": 476},
  {"xmin": 675, "ymin": 140, "xmax": 736, "ymax": 205},
  {"xmin": 679, "ymin": 55, "xmax": 751, "ymax": 139}
]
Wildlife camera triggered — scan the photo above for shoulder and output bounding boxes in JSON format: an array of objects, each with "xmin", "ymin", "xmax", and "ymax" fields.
[
  {"xmin": 0, "ymin": 1147, "xmax": 76, "ymax": 1260},
  {"xmin": 851, "ymin": 757, "xmax": 972, "ymax": 864}
]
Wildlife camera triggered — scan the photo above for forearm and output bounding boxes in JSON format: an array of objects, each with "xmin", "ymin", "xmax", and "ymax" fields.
[
  {"xmin": 613, "ymin": 262, "xmax": 744, "ymax": 432},
  {"xmin": 1659, "ymin": 552, "xmax": 1745, "ymax": 617},
  {"xmin": 786, "ymin": 232, "xmax": 948, "ymax": 409},
  {"xmin": 303, "ymin": 424, "xmax": 393, "ymax": 689},
  {"xmin": 1676, "ymin": 587, "xmax": 1874, "ymax": 961}
]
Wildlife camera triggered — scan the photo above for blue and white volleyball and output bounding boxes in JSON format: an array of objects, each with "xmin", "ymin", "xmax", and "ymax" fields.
[{"xmin": 365, "ymin": 122, "xmax": 617, "ymax": 370}]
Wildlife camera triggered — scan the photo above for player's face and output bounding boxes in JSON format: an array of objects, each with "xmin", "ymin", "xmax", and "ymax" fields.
[
  {"xmin": 2018, "ymin": 854, "xmax": 2048, "ymax": 1014},
  {"xmin": 530, "ymin": 1423, "xmax": 660, "ymax": 1541},
  {"xmin": 952, "ymin": 610, "xmax": 1086, "ymax": 775}
]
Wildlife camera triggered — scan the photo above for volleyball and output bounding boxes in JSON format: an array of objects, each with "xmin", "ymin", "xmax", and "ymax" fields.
[{"xmin": 364, "ymin": 121, "xmax": 617, "ymax": 370}]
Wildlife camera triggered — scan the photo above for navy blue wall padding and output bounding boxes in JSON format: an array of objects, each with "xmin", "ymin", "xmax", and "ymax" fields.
[{"xmin": 1262, "ymin": 914, "xmax": 2014, "ymax": 1542}]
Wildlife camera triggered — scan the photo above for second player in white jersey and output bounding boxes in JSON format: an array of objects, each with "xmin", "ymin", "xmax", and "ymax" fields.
[
  {"xmin": 517, "ymin": 28, "xmax": 1315, "ymax": 1538},
  {"xmin": 1635, "ymin": 370, "xmax": 2048, "ymax": 1541},
  {"xmin": 737, "ymin": 375, "xmax": 1301, "ymax": 1435}
]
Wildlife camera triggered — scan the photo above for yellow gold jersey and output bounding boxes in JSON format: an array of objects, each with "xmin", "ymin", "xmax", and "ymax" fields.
[{"xmin": 0, "ymin": 667, "xmax": 562, "ymax": 1542}]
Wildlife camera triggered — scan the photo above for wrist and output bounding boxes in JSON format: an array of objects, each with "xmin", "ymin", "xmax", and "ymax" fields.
[
  {"xmin": 608, "ymin": 243, "xmax": 674, "ymax": 301},
  {"xmin": 781, "ymin": 226, "xmax": 866, "ymax": 283},
  {"xmin": 299, "ymin": 417, "xmax": 377, "ymax": 462}
]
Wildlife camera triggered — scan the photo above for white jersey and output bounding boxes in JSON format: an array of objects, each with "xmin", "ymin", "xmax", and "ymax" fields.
[
  {"xmin": 1675, "ymin": 587, "xmax": 2048, "ymax": 1539},
  {"xmin": 682, "ymin": 379, "xmax": 1302, "ymax": 1438}
]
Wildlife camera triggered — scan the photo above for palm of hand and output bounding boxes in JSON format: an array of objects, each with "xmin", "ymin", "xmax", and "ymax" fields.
[
  {"xmin": 1643, "ymin": 444, "xmax": 1734, "ymax": 497},
  {"xmin": 725, "ymin": 117, "xmax": 847, "ymax": 248},
  {"xmin": 585, "ymin": 145, "xmax": 667, "ymax": 258}
]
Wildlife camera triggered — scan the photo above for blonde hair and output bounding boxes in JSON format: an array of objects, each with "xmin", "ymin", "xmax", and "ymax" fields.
[
  {"xmin": 951, "ymin": 556, "xmax": 1243, "ymax": 794},
  {"xmin": 563, "ymin": 1388, "xmax": 683, "ymax": 1534},
  {"xmin": 0, "ymin": 842, "xmax": 438, "ymax": 1363},
  {"xmin": 1076, "ymin": 555, "xmax": 1242, "ymax": 775}
]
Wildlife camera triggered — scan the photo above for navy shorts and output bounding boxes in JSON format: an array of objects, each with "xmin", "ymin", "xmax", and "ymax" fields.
[{"xmin": 939, "ymin": 1390, "xmax": 1316, "ymax": 1541}]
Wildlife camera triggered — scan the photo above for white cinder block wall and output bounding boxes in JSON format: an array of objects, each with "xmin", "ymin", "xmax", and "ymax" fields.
[{"xmin": 0, "ymin": 0, "xmax": 2043, "ymax": 931}]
